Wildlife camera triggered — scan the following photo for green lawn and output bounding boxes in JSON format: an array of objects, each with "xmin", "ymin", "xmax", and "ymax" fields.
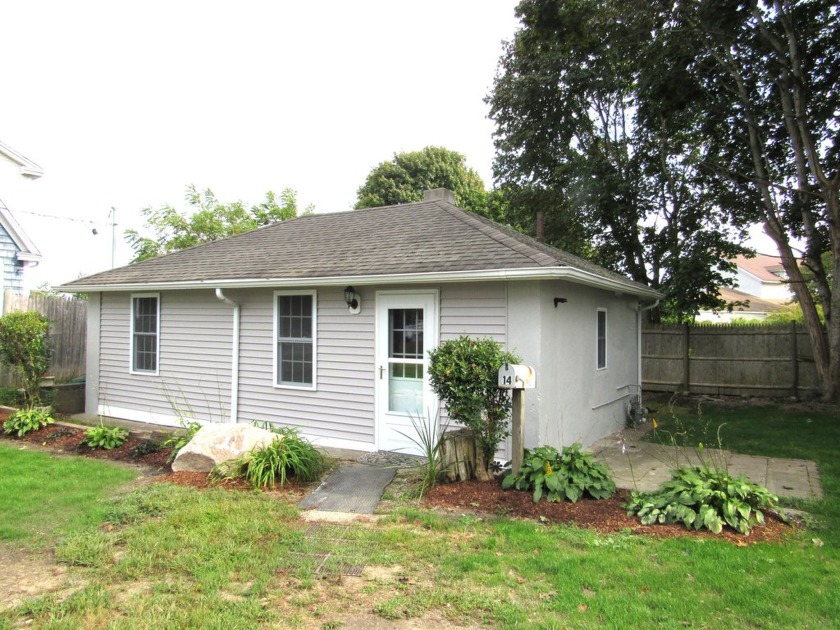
[
  {"xmin": 0, "ymin": 443, "xmax": 138, "ymax": 545},
  {"xmin": 2, "ymin": 404, "xmax": 839, "ymax": 629}
]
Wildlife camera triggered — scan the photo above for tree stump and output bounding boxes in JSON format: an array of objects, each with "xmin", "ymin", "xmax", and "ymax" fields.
[{"xmin": 440, "ymin": 428, "xmax": 491, "ymax": 482}]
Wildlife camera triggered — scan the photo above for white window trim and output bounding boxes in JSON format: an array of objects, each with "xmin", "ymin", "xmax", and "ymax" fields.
[
  {"xmin": 596, "ymin": 307, "xmax": 607, "ymax": 371},
  {"xmin": 273, "ymin": 289, "xmax": 317, "ymax": 391},
  {"xmin": 130, "ymin": 292, "xmax": 160, "ymax": 376}
]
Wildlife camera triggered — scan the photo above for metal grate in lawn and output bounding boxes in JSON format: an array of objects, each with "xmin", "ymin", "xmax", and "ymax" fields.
[{"xmin": 283, "ymin": 524, "xmax": 379, "ymax": 577}]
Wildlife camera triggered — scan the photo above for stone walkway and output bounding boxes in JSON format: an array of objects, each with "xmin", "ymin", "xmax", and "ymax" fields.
[{"xmin": 590, "ymin": 427, "xmax": 823, "ymax": 499}]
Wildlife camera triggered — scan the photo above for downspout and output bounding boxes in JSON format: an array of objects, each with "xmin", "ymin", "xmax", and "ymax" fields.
[
  {"xmin": 637, "ymin": 299, "xmax": 660, "ymax": 408},
  {"xmin": 215, "ymin": 288, "xmax": 240, "ymax": 424}
]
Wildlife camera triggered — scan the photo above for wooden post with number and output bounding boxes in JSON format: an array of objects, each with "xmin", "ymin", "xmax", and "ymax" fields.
[
  {"xmin": 511, "ymin": 389, "xmax": 525, "ymax": 474},
  {"xmin": 498, "ymin": 363, "xmax": 535, "ymax": 475}
]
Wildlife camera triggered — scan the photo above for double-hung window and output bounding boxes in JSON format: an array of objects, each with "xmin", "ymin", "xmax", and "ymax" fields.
[
  {"xmin": 596, "ymin": 308, "xmax": 607, "ymax": 370},
  {"xmin": 275, "ymin": 291, "xmax": 316, "ymax": 388},
  {"xmin": 131, "ymin": 294, "xmax": 159, "ymax": 374}
]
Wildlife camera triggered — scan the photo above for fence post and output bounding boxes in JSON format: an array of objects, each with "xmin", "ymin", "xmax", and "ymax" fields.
[
  {"xmin": 683, "ymin": 322, "xmax": 690, "ymax": 393},
  {"xmin": 791, "ymin": 320, "xmax": 799, "ymax": 399}
]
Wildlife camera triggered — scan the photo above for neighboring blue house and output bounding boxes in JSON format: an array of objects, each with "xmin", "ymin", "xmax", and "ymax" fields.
[{"xmin": 0, "ymin": 140, "xmax": 43, "ymax": 303}]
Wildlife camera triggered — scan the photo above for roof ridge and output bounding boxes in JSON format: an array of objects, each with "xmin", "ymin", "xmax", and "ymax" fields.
[{"xmin": 437, "ymin": 202, "xmax": 559, "ymax": 268}]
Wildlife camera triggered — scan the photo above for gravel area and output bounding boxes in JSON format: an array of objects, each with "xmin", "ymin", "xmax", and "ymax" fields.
[{"xmin": 356, "ymin": 450, "xmax": 427, "ymax": 468}]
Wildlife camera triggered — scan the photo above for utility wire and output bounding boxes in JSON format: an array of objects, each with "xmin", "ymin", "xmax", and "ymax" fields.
[{"xmin": 14, "ymin": 209, "xmax": 115, "ymax": 228}]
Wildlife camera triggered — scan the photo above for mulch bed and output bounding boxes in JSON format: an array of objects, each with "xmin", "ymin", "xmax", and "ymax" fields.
[
  {"xmin": 5, "ymin": 421, "xmax": 172, "ymax": 470},
  {"xmin": 424, "ymin": 479, "xmax": 794, "ymax": 544},
  {"xmin": 2, "ymin": 414, "xmax": 795, "ymax": 543}
]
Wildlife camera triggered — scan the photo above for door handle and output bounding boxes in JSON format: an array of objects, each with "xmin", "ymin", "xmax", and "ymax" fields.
[{"xmin": 379, "ymin": 366, "xmax": 385, "ymax": 379}]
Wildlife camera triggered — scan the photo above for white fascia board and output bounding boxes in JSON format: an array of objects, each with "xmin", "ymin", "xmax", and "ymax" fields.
[
  {"xmin": 59, "ymin": 266, "xmax": 664, "ymax": 299},
  {"xmin": 0, "ymin": 207, "xmax": 42, "ymax": 258},
  {"xmin": 0, "ymin": 141, "xmax": 44, "ymax": 179}
]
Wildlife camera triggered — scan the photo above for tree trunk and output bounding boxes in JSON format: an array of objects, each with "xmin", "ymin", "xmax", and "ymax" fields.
[{"xmin": 440, "ymin": 429, "xmax": 490, "ymax": 482}]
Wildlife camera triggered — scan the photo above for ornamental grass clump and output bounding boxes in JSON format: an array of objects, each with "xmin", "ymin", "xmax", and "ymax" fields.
[
  {"xmin": 502, "ymin": 443, "xmax": 616, "ymax": 503},
  {"xmin": 215, "ymin": 426, "xmax": 326, "ymax": 489},
  {"xmin": 626, "ymin": 466, "xmax": 778, "ymax": 535}
]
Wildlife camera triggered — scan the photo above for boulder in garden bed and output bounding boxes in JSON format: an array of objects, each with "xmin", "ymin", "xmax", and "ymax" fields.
[{"xmin": 171, "ymin": 423, "xmax": 279, "ymax": 472}]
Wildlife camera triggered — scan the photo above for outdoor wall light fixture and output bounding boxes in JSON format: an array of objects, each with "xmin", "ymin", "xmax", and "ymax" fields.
[
  {"xmin": 554, "ymin": 297, "xmax": 568, "ymax": 308},
  {"xmin": 344, "ymin": 286, "xmax": 361, "ymax": 314}
]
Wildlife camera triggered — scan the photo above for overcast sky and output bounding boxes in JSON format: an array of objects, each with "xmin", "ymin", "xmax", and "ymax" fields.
[{"xmin": 1, "ymin": 1, "xmax": 521, "ymax": 289}]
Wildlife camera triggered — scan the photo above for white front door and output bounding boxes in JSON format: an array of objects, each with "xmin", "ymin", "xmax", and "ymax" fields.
[{"xmin": 375, "ymin": 291, "xmax": 438, "ymax": 454}]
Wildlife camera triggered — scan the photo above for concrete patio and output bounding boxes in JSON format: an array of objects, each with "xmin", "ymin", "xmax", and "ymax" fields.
[{"xmin": 590, "ymin": 427, "xmax": 823, "ymax": 500}]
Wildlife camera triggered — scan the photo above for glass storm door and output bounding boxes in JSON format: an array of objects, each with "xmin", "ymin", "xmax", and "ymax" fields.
[{"xmin": 375, "ymin": 292, "xmax": 438, "ymax": 454}]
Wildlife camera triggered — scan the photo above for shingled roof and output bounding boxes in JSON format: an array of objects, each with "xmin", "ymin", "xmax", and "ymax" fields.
[{"xmin": 59, "ymin": 196, "xmax": 660, "ymax": 298}]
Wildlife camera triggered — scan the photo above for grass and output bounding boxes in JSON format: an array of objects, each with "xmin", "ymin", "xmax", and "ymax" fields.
[
  {"xmin": 2, "ymin": 402, "xmax": 840, "ymax": 628},
  {"xmin": 0, "ymin": 443, "xmax": 138, "ymax": 545}
]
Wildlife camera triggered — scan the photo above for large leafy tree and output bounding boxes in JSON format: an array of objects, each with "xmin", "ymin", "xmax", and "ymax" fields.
[
  {"xmin": 355, "ymin": 146, "xmax": 488, "ymax": 214},
  {"xmin": 642, "ymin": 0, "xmax": 840, "ymax": 399},
  {"xmin": 490, "ymin": 0, "xmax": 840, "ymax": 400},
  {"xmin": 488, "ymin": 0, "xmax": 749, "ymax": 322},
  {"xmin": 125, "ymin": 185, "xmax": 311, "ymax": 262}
]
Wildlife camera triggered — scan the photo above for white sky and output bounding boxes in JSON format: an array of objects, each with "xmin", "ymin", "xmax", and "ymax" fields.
[
  {"xmin": 1, "ymin": 0, "xmax": 778, "ymax": 292},
  {"xmin": 1, "ymin": 1, "xmax": 521, "ymax": 289}
]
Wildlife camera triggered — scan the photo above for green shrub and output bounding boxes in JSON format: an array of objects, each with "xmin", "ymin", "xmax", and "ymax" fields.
[
  {"xmin": 502, "ymin": 443, "xmax": 616, "ymax": 503},
  {"xmin": 0, "ymin": 311, "xmax": 51, "ymax": 408},
  {"xmin": 0, "ymin": 387, "xmax": 22, "ymax": 407},
  {"xmin": 162, "ymin": 419, "xmax": 202, "ymax": 463},
  {"xmin": 131, "ymin": 440, "xmax": 163, "ymax": 458},
  {"xmin": 83, "ymin": 424, "xmax": 129, "ymax": 450},
  {"xmin": 3, "ymin": 408, "xmax": 55, "ymax": 437},
  {"xmin": 428, "ymin": 336, "xmax": 520, "ymax": 473},
  {"xmin": 214, "ymin": 427, "xmax": 326, "ymax": 488},
  {"xmin": 626, "ymin": 466, "xmax": 778, "ymax": 535}
]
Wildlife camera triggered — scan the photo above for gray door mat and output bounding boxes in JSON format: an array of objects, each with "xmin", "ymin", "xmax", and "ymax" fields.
[{"xmin": 298, "ymin": 465, "xmax": 396, "ymax": 514}]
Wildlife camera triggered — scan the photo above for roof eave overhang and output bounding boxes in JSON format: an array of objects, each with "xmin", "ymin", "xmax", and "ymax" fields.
[{"xmin": 58, "ymin": 266, "xmax": 664, "ymax": 300}]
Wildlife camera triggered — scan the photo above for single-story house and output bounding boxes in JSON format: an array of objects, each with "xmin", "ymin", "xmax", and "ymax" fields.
[{"xmin": 59, "ymin": 189, "xmax": 662, "ymax": 456}]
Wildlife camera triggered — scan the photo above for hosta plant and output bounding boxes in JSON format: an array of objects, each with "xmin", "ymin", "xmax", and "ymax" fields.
[
  {"xmin": 626, "ymin": 466, "xmax": 778, "ymax": 535},
  {"xmin": 3, "ymin": 408, "xmax": 55, "ymax": 437},
  {"xmin": 214, "ymin": 426, "xmax": 326, "ymax": 488},
  {"xmin": 502, "ymin": 443, "xmax": 616, "ymax": 503},
  {"xmin": 83, "ymin": 424, "xmax": 129, "ymax": 450}
]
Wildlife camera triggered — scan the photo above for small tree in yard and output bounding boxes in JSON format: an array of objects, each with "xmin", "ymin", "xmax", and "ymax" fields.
[
  {"xmin": 428, "ymin": 336, "xmax": 520, "ymax": 479},
  {"xmin": 0, "ymin": 311, "xmax": 51, "ymax": 408}
]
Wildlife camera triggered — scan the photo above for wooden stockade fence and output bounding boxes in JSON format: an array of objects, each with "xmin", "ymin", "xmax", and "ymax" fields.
[
  {"xmin": 0, "ymin": 289, "xmax": 87, "ymax": 386},
  {"xmin": 642, "ymin": 322, "xmax": 819, "ymax": 398}
]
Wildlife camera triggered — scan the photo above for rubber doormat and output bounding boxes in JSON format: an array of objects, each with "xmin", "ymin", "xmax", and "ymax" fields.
[{"xmin": 298, "ymin": 464, "xmax": 396, "ymax": 514}]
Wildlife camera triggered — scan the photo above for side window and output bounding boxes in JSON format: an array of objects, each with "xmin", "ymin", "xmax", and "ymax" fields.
[
  {"xmin": 275, "ymin": 291, "xmax": 316, "ymax": 388},
  {"xmin": 596, "ymin": 308, "xmax": 607, "ymax": 370},
  {"xmin": 131, "ymin": 294, "xmax": 159, "ymax": 374}
]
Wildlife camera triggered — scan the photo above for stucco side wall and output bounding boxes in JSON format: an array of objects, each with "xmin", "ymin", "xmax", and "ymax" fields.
[
  {"xmin": 507, "ymin": 281, "xmax": 640, "ymax": 450},
  {"xmin": 98, "ymin": 290, "xmax": 233, "ymax": 425}
]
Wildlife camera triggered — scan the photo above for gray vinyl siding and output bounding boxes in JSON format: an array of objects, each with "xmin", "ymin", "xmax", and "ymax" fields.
[
  {"xmin": 236, "ymin": 286, "xmax": 376, "ymax": 445},
  {"xmin": 234, "ymin": 283, "xmax": 506, "ymax": 445},
  {"xmin": 96, "ymin": 282, "xmax": 510, "ymax": 447},
  {"xmin": 440, "ymin": 282, "xmax": 506, "ymax": 345},
  {"xmin": 98, "ymin": 291, "xmax": 233, "ymax": 420}
]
